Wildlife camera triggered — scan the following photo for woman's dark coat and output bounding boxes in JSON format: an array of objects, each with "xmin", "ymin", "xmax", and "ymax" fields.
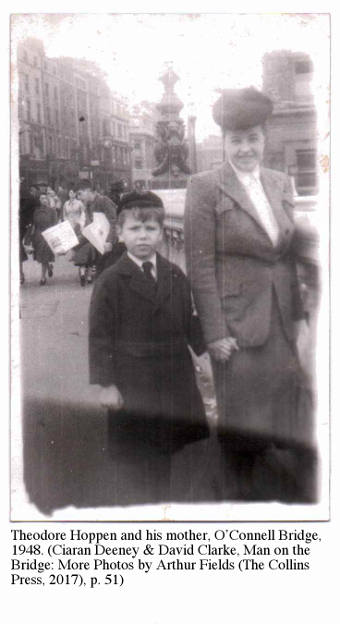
[
  {"xmin": 31, "ymin": 205, "xmax": 57, "ymax": 264},
  {"xmin": 184, "ymin": 161, "xmax": 309, "ymax": 449}
]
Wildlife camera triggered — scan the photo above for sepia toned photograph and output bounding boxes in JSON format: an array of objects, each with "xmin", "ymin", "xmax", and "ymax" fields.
[{"xmin": 11, "ymin": 12, "xmax": 330, "ymax": 521}]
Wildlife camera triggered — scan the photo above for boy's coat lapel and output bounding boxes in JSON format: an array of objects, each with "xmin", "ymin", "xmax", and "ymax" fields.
[
  {"xmin": 116, "ymin": 252, "xmax": 175, "ymax": 306},
  {"xmin": 117, "ymin": 253, "xmax": 156, "ymax": 302}
]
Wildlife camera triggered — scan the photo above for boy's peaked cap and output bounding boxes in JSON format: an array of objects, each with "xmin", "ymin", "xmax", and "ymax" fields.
[{"xmin": 118, "ymin": 190, "xmax": 164, "ymax": 216}]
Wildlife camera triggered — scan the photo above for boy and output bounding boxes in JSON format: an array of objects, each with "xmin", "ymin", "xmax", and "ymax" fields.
[{"xmin": 89, "ymin": 190, "xmax": 209, "ymax": 504}]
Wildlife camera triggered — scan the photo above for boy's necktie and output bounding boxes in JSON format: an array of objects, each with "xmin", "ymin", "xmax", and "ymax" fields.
[{"xmin": 142, "ymin": 261, "xmax": 156, "ymax": 288}]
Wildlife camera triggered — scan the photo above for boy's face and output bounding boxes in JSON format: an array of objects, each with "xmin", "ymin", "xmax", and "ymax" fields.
[{"xmin": 118, "ymin": 215, "xmax": 163, "ymax": 261}]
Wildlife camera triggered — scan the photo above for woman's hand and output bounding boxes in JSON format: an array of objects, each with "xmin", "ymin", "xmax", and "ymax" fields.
[
  {"xmin": 207, "ymin": 337, "xmax": 239, "ymax": 362},
  {"xmin": 99, "ymin": 385, "xmax": 124, "ymax": 410}
]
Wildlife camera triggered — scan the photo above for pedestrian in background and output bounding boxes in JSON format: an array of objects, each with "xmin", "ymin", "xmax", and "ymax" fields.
[
  {"xmin": 75, "ymin": 179, "xmax": 122, "ymax": 280},
  {"xmin": 63, "ymin": 189, "xmax": 86, "ymax": 236},
  {"xmin": 19, "ymin": 184, "xmax": 39, "ymax": 284},
  {"xmin": 47, "ymin": 187, "xmax": 61, "ymax": 221},
  {"xmin": 26, "ymin": 192, "xmax": 57, "ymax": 285}
]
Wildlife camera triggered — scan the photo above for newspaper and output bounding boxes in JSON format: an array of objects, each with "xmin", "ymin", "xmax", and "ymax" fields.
[
  {"xmin": 82, "ymin": 212, "xmax": 111, "ymax": 255},
  {"xmin": 41, "ymin": 220, "xmax": 79, "ymax": 254}
]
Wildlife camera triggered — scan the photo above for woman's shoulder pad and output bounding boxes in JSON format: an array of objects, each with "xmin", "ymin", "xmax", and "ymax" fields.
[
  {"xmin": 262, "ymin": 167, "xmax": 290, "ymax": 184},
  {"xmin": 188, "ymin": 168, "xmax": 220, "ymax": 188}
]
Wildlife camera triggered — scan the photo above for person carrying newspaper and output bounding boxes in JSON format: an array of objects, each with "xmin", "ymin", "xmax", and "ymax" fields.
[
  {"xmin": 73, "ymin": 179, "xmax": 120, "ymax": 286},
  {"xmin": 25, "ymin": 192, "xmax": 58, "ymax": 285}
]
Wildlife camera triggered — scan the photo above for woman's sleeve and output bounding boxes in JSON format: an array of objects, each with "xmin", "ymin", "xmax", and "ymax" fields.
[
  {"xmin": 51, "ymin": 209, "xmax": 58, "ymax": 226},
  {"xmin": 282, "ymin": 174, "xmax": 306, "ymax": 322},
  {"xmin": 79, "ymin": 202, "xmax": 86, "ymax": 231},
  {"xmin": 184, "ymin": 175, "xmax": 230, "ymax": 343}
]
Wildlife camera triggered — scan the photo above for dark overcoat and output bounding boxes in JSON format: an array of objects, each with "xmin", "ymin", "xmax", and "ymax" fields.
[
  {"xmin": 89, "ymin": 252, "xmax": 209, "ymax": 455},
  {"xmin": 184, "ymin": 161, "xmax": 308, "ymax": 449},
  {"xmin": 74, "ymin": 193, "xmax": 119, "ymax": 271},
  {"xmin": 31, "ymin": 206, "xmax": 57, "ymax": 264}
]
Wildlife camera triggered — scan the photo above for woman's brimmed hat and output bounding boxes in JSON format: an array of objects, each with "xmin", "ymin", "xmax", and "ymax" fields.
[
  {"xmin": 117, "ymin": 190, "xmax": 164, "ymax": 216},
  {"xmin": 213, "ymin": 87, "xmax": 274, "ymax": 131}
]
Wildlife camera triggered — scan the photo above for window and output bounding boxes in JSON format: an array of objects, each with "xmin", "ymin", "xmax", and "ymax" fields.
[
  {"xmin": 103, "ymin": 118, "xmax": 111, "ymax": 135},
  {"xmin": 54, "ymin": 86, "xmax": 58, "ymax": 100},
  {"xmin": 45, "ymin": 83, "xmax": 49, "ymax": 97},
  {"xmin": 134, "ymin": 158, "xmax": 143, "ymax": 170},
  {"xmin": 294, "ymin": 58, "xmax": 313, "ymax": 101},
  {"xmin": 48, "ymin": 136, "xmax": 54, "ymax": 154},
  {"xmin": 118, "ymin": 124, "xmax": 122, "ymax": 138},
  {"xmin": 295, "ymin": 149, "xmax": 317, "ymax": 195},
  {"xmin": 134, "ymin": 140, "xmax": 142, "ymax": 150},
  {"xmin": 46, "ymin": 106, "xmax": 51, "ymax": 125},
  {"xmin": 37, "ymin": 103, "xmax": 41, "ymax": 124},
  {"xmin": 55, "ymin": 109, "xmax": 59, "ymax": 128},
  {"xmin": 29, "ymin": 133, "xmax": 34, "ymax": 154},
  {"xmin": 34, "ymin": 134, "xmax": 43, "ymax": 156},
  {"xmin": 19, "ymin": 132, "xmax": 25, "ymax": 155},
  {"xmin": 295, "ymin": 60, "xmax": 313, "ymax": 74},
  {"xmin": 33, "ymin": 56, "xmax": 38, "ymax": 67},
  {"xmin": 24, "ymin": 74, "xmax": 29, "ymax": 93},
  {"xmin": 58, "ymin": 137, "xmax": 62, "ymax": 157},
  {"xmin": 26, "ymin": 99, "xmax": 31, "ymax": 122},
  {"xmin": 76, "ymin": 78, "xmax": 86, "ymax": 90},
  {"xmin": 35, "ymin": 78, "xmax": 39, "ymax": 94}
]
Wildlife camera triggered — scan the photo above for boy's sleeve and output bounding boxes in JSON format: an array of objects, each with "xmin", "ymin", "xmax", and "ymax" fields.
[
  {"xmin": 181, "ymin": 273, "xmax": 207, "ymax": 356},
  {"xmin": 88, "ymin": 276, "xmax": 116, "ymax": 386}
]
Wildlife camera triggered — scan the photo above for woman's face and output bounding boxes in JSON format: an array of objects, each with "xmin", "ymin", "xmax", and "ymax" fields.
[
  {"xmin": 224, "ymin": 125, "xmax": 265, "ymax": 173},
  {"xmin": 69, "ymin": 190, "xmax": 76, "ymax": 200}
]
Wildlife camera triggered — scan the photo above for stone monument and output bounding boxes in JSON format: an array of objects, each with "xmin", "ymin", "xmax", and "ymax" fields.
[{"xmin": 149, "ymin": 67, "xmax": 191, "ymax": 190}]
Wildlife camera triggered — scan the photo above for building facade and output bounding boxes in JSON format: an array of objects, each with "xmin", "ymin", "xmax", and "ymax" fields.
[
  {"xmin": 129, "ymin": 102, "xmax": 157, "ymax": 188},
  {"xmin": 196, "ymin": 134, "xmax": 223, "ymax": 173},
  {"xmin": 17, "ymin": 38, "xmax": 132, "ymax": 193},
  {"xmin": 262, "ymin": 50, "xmax": 317, "ymax": 196}
]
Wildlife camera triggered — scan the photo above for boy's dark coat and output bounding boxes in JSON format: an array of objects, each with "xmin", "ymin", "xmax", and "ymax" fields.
[{"xmin": 89, "ymin": 252, "xmax": 209, "ymax": 454}]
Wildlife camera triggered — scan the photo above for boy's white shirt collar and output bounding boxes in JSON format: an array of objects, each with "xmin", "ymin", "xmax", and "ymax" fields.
[{"xmin": 127, "ymin": 252, "xmax": 157, "ymax": 278}]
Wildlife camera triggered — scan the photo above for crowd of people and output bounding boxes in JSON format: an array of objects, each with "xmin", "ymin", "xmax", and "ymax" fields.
[{"xmin": 19, "ymin": 179, "xmax": 127, "ymax": 287}]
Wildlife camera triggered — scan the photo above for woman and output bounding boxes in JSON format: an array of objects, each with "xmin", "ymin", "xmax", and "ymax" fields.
[
  {"xmin": 63, "ymin": 189, "xmax": 86, "ymax": 236},
  {"xmin": 46, "ymin": 186, "xmax": 61, "ymax": 220},
  {"xmin": 29, "ymin": 192, "xmax": 57, "ymax": 285},
  {"xmin": 184, "ymin": 88, "xmax": 312, "ymax": 502}
]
